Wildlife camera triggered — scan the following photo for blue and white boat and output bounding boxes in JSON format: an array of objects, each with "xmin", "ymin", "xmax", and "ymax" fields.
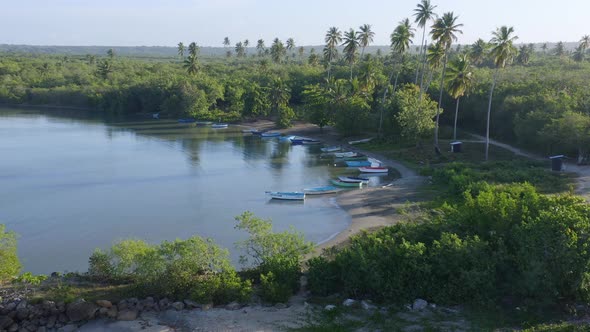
[
  {"xmin": 334, "ymin": 152, "xmax": 358, "ymax": 158},
  {"xmin": 196, "ymin": 120, "xmax": 213, "ymax": 125},
  {"xmin": 321, "ymin": 146, "xmax": 341, "ymax": 152},
  {"xmin": 178, "ymin": 118, "xmax": 196, "ymax": 123},
  {"xmin": 265, "ymin": 191, "xmax": 305, "ymax": 200},
  {"xmin": 302, "ymin": 139, "xmax": 321, "ymax": 145},
  {"xmin": 345, "ymin": 160, "xmax": 372, "ymax": 167},
  {"xmin": 303, "ymin": 186, "xmax": 340, "ymax": 195},
  {"xmin": 211, "ymin": 123, "xmax": 229, "ymax": 129},
  {"xmin": 338, "ymin": 176, "xmax": 370, "ymax": 184},
  {"xmin": 260, "ymin": 132, "xmax": 281, "ymax": 138}
]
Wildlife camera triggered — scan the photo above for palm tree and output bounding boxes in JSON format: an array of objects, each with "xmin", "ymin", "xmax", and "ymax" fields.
[
  {"xmin": 107, "ymin": 48, "xmax": 115, "ymax": 60},
  {"xmin": 379, "ymin": 18, "xmax": 414, "ymax": 134},
  {"xmin": 184, "ymin": 54, "xmax": 199, "ymax": 75},
  {"xmin": 469, "ymin": 38, "xmax": 489, "ymax": 66},
  {"xmin": 430, "ymin": 12, "xmax": 463, "ymax": 151},
  {"xmin": 223, "ymin": 37, "xmax": 230, "ymax": 48},
  {"xmin": 325, "ymin": 27, "xmax": 342, "ymax": 79},
  {"xmin": 516, "ymin": 44, "xmax": 532, "ymax": 65},
  {"xmin": 423, "ymin": 41, "xmax": 445, "ymax": 96},
  {"xmin": 286, "ymin": 38, "xmax": 295, "ymax": 52},
  {"xmin": 270, "ymin": 38, "xmax": 286, "ymax": 64},
  {"xmin": 573, "ymin": 45, "xmax": 586, "ymax": 62},
  {"xmin": 580, "ymin": 35, "xmax": 590, "ymax": 51},
  {"xmin": 235, "ymin": 42, "xmax": 245, "ymax": 57},
  {"xmin": 188, "ymin": 42, "xmax": 198, "ymax": 57},
  {"xmin": 342, "ymin": 29, "xmax": 360, "ymax": 79},
  {"xmin": 358, "ymin": 24, "xmax": 375, "ymax": 60},
  {"xmin": 413, "ymin": 0, "xmax": 437, "ymax": 84},
  {"xmin": 541, "ymin": 43, "xmax": 548, "ymax": 54},
  {"xmin": 445, "ymin": 54, "xmax": 473, "ymax": 140},
  {"xmin": 298, "ymin": 46, "xmax": 305, "ymax": 61},
  {"xmin": 177, "ymin": 42, "xmax": 185, "ymax": 59},
  {"xmin": 256, "ymin": 39, "xmax": 265, "ymax": 57},
  {"xmin": 485, "ymin": 26, "xmax": 518, "ymax": 161},
  {"xmin": 553, "ymin": 41, "xmax": 566, "ymax": 57}
]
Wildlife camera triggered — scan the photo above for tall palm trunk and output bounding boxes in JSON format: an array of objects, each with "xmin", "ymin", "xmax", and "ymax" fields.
[
  {"xmin": 415, "ymin": 27, "xmax": 426, "ymax": 84},
  {"xmin": 434, "ymin": 51, "xmax": 448, "ymax": 150},
  {"xmin": 485, "ymin": 67, "xmax": 499, "ymax": 161},
  {"xmin": 379, "ymin": 69, "xmax": 396, "ymax": 135},
  {"xmin": 350, "ymin": 61, "xmax": 354, "ymax": 80},
  {"xmin": 419, "ymin": 43, "xmax": 429, "ymax": 95},
  {"xmin": 327, "ymin": 51, "xmax": 333, "ymax": 80},
  {"xmin": 360, "ymin": 46, "xmax": 366, "ymax": 62},
  {"xmin": 453, "ymin": 97, "xmax": 460, "ymax": 140}
]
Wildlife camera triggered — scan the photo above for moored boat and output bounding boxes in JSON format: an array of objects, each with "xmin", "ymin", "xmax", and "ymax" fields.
[
  {"xmin": 260, "ymin": 132, "xmax": 281, "ymax": 138},
  {"xmin": 331, "ymin": 179, "xmax": 363, "ymax": 188},
  {"xmin": 334, "ymin": 152, "xmax": 357, "ymax": 158},
  {"xmin": 265, "ymin": 191, "xmax": 305, "ymax": 200},
  {"xmin": 341, "ymin": 156, "xmax": 368, "ymax": 161},
  {"xmin": 211, "ymin": 123, "xmax": 229, "ymax": 129},
  {"xmin": 178, "ymin": 118, "xmax": 196, "ymax": 123},
  {"xmin": 359, "ymin": 166, "xmax": 389, "ymax": 173},
  {"xmin": 345, "ymin": 160, "xmax": 372, "ymax": 167},
  {"xmin": 338, "ymin": 176, "xmax": 369, "ymax": 184},
  {"xmin": 195, "ymin": 120, "xmax": 213, "ymax": 125},
  {"xmin": 241, "ymin": 128, "xmax": 258, "ymax": 133},
  {"xmin": 303, "ymin": 186, "xmax": 341, "ymax": 195},
  {"xmin": 348, "ymin": 138, "xmax": 373, "ymax": 145},
  {"xmin": 301, "ymin": 139, "xmax": 321, "ymax": 145},
  {"xmin": 321, "ymin": 146, "xmax": 341, "ymax": 152}
]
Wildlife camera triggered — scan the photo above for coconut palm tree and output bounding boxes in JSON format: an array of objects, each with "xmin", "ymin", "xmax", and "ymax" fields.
[
  {"xmin": 223, "ymin": 37, "xmax": 230, "ymax": 48},
  {"xmin": 379, "ymin": 18, "xmax": 414, "ymax": 134},
  {"xmin": 256, "ymin": 39, "xmax": 265, "ymax": 57},
  {"xmin": 580, "ymin": 35, "xmax": 590, "ymax": 51},
  {"xmin": 573, "ymin": 45, "xmax": 585, "ymax": 62},
  {"xmin": 342, "ymin": 29, "xmax": 360, "ymax": 79},
  {"xmin": 244, "ymin": 39, "xmax": 250, "ymax": 55},
  {"xmin": 177, "ymin": 42, "xmax": 185, "ymax": 59},
  {"xmin": 358, "ymin": 24, "xmax": 375, "ymax": 60},
  {"xmin": 553, "ymin": 41, "xmax": 566, "ymax": 57},
  {"xmin": 183, "ymin": 54, "xmax": 199, "ymax": 75},
  {"xmin": 423, "ymin": 41, "xmax": 445, "ymax": 96},
  {"xmin": 413, "ymin": 0, "xmax": 437, "ymax": 84},
  {"xmin": 270, "ymin": 38, "xmax": 286, "ymax": 64},
  {"xmin": 325, "ymin": 27, "xmax": 342, "ymax": 79},
  {"xmin": 469, "ymin": 38, "xmax": 489, "ymax": 66},
  {"xmin": 188, "ymin": 42, "xmax": 198, "ymax": 58},
  {"xmin": 541, "ymin": 43, "xmax": 548, "ymax": 54},
  {"xmin": 430, "ymin": 12, "xmax": 463, "ymax": 151},
  {"xmin": 107, "ymin": 48, "xmax": 115, "ymax": 60},
  {"xmin": 516, "ymin": 44, "xmax": 532, "ymax": 65},
  {"xmin": 485, "ymin": 26, "xmax": 518, "ymax": 161},
  {"xmin": 235, "ymin": 42, "xmax": 245, "ymax": 57},
  {"xmin": 298, "ymin": 46, "xmax": 305, "ymax": 61},
  {"xmin": 445, "ymin": 54, "xmax": 473, "ymax": 140}
]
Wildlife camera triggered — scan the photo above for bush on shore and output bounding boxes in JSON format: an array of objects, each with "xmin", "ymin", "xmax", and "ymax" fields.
[{"xmin": 0, "ymin": 224, "xmax": 21, "ymax": 282}]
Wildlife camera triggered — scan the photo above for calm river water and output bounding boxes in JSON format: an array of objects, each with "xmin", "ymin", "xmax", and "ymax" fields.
[{"xmin": 0, "ymin": 108, "xmax": 389, "ymax": 274}]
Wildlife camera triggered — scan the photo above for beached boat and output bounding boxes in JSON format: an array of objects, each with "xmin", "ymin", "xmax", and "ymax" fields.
[
  {"xmin": 331, "ymin": 179, "xmax": 363, "ymax": 188},
  {"xmin": 260, "ymin": 132, "xmax": 281, "ymax": 138},
  {"xmin": 345, "ymin": 160, "xmax": 372, "ymax": 167},
  {"xmin": 211, "ymin": 123, "xmax": 229, "ymax": 129},
  {"xmin": 334, "ymin": 152, "xmax": 358, "ymax": 158},
  {"xmin": 195, "ymin": 121, "xmax": 213, "ymax": 125},
  {"xmin": 338, "ymin": 176, "xmax": 369, "ymax": 184},
  {"xmin": 348, "ymin": 138, "xmax": 373, "ymax": 145},
  {"xmin": 303, "ymin": 186, "xmax": 341, "ymax": 195},
  {"xmin": 265, "ymin": 191, "xmax": 305, "ymax": 200},
  {"xmin": 178, "ymin": 118, "xmax": 196, "ymax": 123},
  {"xmin": 301, "ymin": 139, "xmax": 321, "ymax": 145},
  {"xmin": 241, "ymin": 128, "xmax": 258, "ymax": 133},
  {"xmin": 321, "ymin": 146, "xmax": 341, "ymax": 152},
  {"xmin": 359, "ymin": 166, "xmax": 389, "ymax": 173},
  {"xmin": 341, "ymin": 156, "xmax": 368, "ymax": 161}
]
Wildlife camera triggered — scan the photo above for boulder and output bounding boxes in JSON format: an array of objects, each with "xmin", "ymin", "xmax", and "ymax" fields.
[
  {"xmin": 66, "ymin": 299, "xmax": 98, "ymax": 322},
  {"xmin": 361, "ymin": 300, "xmax": 377, "ymax": 311},
  {"xmin": 98, "ymin": 307, "xmax": 109, "ymax": 317},
  {"xmin": 183, "ymin": 300, "xmax": 200, "ymax": 309},
  {"xmin": 225, "ymin": 302, "xmax": 241, "ymax": 311},
  {"xmin": 16, "ymin": 300, "xmax": 28, "ymax": 311},
  {"xmin": 95, "ymin": 300, "xmax": 112, "ymax": 309},
  {"xmin": 117, "ymin": 300, "xmax": 128, "ymax": 311},
  {"xmin": 16, "ymin": 308, "xmax": 29, "ymax": 320},
  {"xmin": 171, "ymin": 302, "xmax": 184, "ymax": 311},
  {"xmin": 37, "ymin": 326, "xmax": 47, "ymax": 332},
  {"xmin": 0, "ymin": 316, "xmax": 14, "ymax": 329},
  {"xmin": 342, "ymin": 299, "xmax": 356, "ymax": 307},
  {"xmin": 6, "ymin": 302, "xmax": 17, "ymax": 311},
  {"xmin": 142, "ymin": 297, "xmax": 155, "ymax": 309},
  {"xmin": 7, "ymin": 323, "xmax": 19, "ymax": 332},
  {"xmin": 106, "ymin": 307, "xmax": 118, "ymax": 319},
  {"xmin": 46, "ymin": 316, "xmax": 56, "ymax": 328},
  {"xmin": 158, "ymin": 298, "xmax": 170, "ymax": 310},
  {"xmin": 324, "ymin": 305, "xmax": 337, "ymax": 311},
  {"xmin": 58, "ymin": 313, "xmax": 68, "ymax": 323},
  {"xmin": 41, "ymin": 301, "xmax": 55, "ymax": 312},
  {"xmin": 116, "ymin": 309, "xmax": 138, "ymax": 321},
  {"xmin": 412, "ymin": 299, "xmax": 428, "ymax": 311}
]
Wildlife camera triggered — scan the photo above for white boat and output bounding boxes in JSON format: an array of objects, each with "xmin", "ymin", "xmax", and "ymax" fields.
[
  {"xmin": 241, "ymin": 128, "xmax": 258, "ymax": 133},
  {"xmin": 338, "ymin": 176, "xmax": 369, "ymax": 184},
  {"xmin": 348, "ymin": 138, "xmax": 373, "ymax": 145},
  {"xmin": 321, "ymin": 146, "xmax": 341, "ymax": 152},
  {"xmin": 303, "ymin": 186, "xmax": 341, "ymax": 195},
  {"xmin": 211, "ymin": 123, "xmax": 229, "ymax": 129},
  {"xmin": 265, "ymin": 191, "xmax": 305, "ymax": 200},
  {"xmin": 334, "ymin": 152, "xmax": 358, "ymax": 158},
  {"xmin": 358, "ymin": 166, "xmax": 389, "ymax": 173}
]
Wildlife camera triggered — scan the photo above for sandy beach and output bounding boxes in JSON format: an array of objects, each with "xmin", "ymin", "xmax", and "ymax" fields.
[{"xmin": 239, "ymin": 120, "xmax": 426, "ymax": 252}]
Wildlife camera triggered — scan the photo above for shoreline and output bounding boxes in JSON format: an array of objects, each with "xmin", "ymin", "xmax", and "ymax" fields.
[{"xmin": 240, "ymin": 120, "xmax": 426, "ymax": 252}]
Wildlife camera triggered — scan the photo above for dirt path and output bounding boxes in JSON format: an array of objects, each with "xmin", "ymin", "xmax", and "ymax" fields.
[{"xmin": 468, "ymin": 133, "xmax": 590, "ymax": 200}]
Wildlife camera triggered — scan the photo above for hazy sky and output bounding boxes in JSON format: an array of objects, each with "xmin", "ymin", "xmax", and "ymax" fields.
[{"xmin": 1, "ymin": 0, "xmax": 587, "ymax": 46}]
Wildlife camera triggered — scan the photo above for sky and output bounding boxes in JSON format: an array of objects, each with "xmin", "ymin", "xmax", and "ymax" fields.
[{"xmin": 0, "ymin": 0, "xmax": 587, "ymax": 47}]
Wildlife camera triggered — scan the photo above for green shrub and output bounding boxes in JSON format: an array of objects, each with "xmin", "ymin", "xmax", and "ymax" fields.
[{"xmin": 0, "ymin": 224, "xmax": 21, "ymax": 282}]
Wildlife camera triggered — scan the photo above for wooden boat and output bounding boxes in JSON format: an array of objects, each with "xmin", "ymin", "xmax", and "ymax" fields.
[
  {"xmin": 265, "ymin": 191, "xmax": 305, "ymax": 200},
  {"xmin": 178, "ymin": 118, "xmax": 196, "ymax": 123},
  {"xmin": 345, "ymin": 160, "xmax": 372, "ymax": 167},
  {"xmin": 348, "ymin": 138, "xmax": 373, "ymax": 145},
  {"xmin": 359, "ymin": 166, "xmax": 389, "ymax": 173},
  {"xmin": 195, "ymin": 120, "xmax": 213, "ymax": 125},
  {"xmin": 331, "ymin": 179, "xmax": 363, "ymax": 188},
  {"xmin": 260, "ymin": 132, "xmax": 281, "ymax": 138},
  {"xmin": 301, "ymin": 139, "xmax": 321, "ymax": 145},
  {"xmin": 211, "ymin": 123, "xmax": 229, "ymax": 129},
  {"xmin": 341, "ymin": 156, "xmax": 368, "ymax": 161},
  {"xmin": 338, "ymin": 176, "xmax": 369, "ymax": 184},
  {"xmin": 303, "ymin": 186, "xmax": 341, "ymax": 195},
  {"xmin": 321, "ymin": 146, "xmax": 341, "ymax": 152},
  {"xmin": 334, "ymin": 152, "xmax": 357, "ymax": 158}
]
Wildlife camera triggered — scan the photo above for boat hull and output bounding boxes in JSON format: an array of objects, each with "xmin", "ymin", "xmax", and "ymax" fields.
[
  {"xmin": 348, "ymin": 138, "xmax": 373, "ymax": 145},
  {"xmin": 303, "ymin": 186, "xmax": 340, "ymax": 195},
  {"xmin": 359, "ymin": 167, "xmax": 389, "ymax": 173},
  {"xmin": 338, "ymin": 176, "xmax": 369, "ymax": 184},
  {"xmin": 211, "ymin": 123, "xmax": 229, "ymax": 128},
  {"xmin": 321, "ymin": 146, "xmax": 341, "ymax": 152},
  {"xmin": 266, "ymin": 191, "xmax": 305, "ymax": 200},
  {"xmin": 178, "ymin": 119, "xmax": 196, "ymax": 123},
  {"xmin": 334, "ymin": 152, "xmax": 357, "ymax": 158},
  {"xmin": 331, "ymin": 179, "xmax": 363, "ymax": 188},
  {"xmin": 345, "ymin": 161, "xmax": 372, "ymax": 167},
  {"xmin": 260, "ymin": 132, "xmax": 281, "ymax": 138}
]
